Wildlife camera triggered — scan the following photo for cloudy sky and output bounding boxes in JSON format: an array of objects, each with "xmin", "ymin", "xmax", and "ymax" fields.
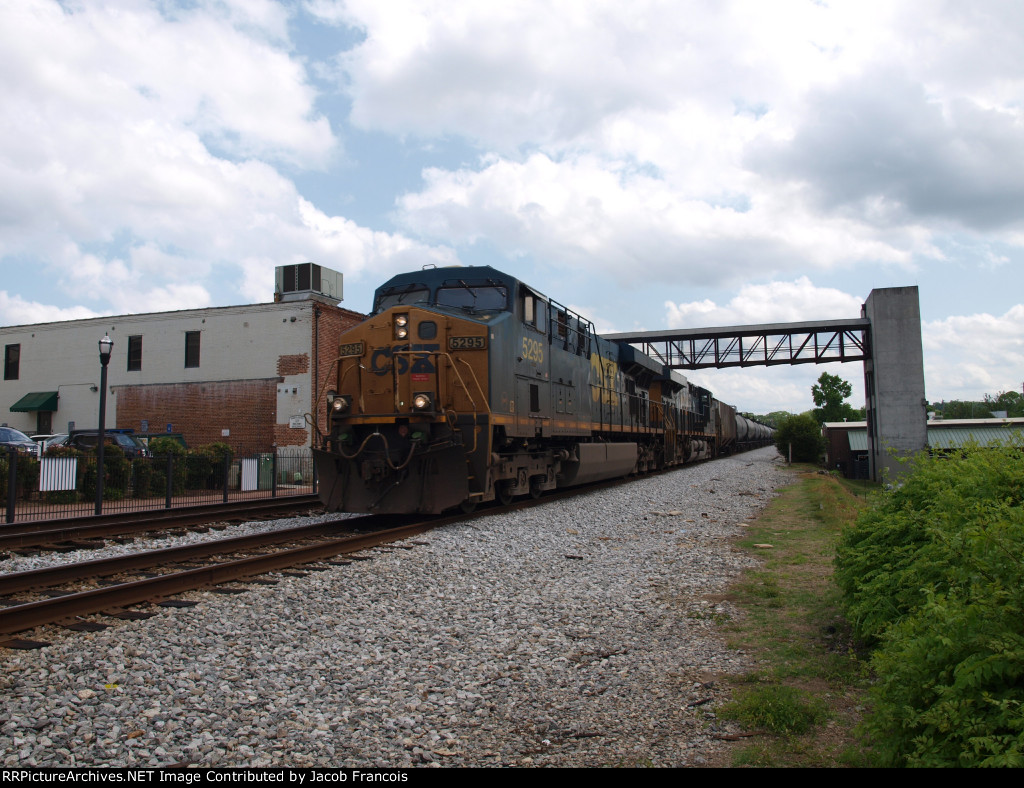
[{"xmin": 3, "ymin": 0, "xmax": 1023, "ymax": 415}]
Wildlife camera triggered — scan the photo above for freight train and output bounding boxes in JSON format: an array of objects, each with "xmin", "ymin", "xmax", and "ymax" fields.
[{"xmin": 312, "ymin": 265, "xmax": 773, "ymax": 514}]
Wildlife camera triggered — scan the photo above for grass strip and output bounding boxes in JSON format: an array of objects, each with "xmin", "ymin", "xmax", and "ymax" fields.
[{"xmin": 713, "ymin": 465, "xmax": 875, "ymax": 767}]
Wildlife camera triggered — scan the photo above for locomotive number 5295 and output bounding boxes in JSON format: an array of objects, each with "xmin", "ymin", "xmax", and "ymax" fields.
[{"xmin": 521, "ymin": 337, "xmax": 544, "ymax": 363}]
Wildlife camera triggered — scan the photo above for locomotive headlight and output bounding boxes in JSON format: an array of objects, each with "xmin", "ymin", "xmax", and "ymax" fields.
[
  {"xmin": 331, "ymin": 395, "xmax": 351, "ymax": 414},
  {"xmin": 412, "ymin": 392, "xmax": 433, "ymax": 411},
  {"xmin": 394, "ymin": 314, "xmax": 410, "ymax": 340},
  {"xmin": 395, "ymin": 326, "xmax": 409, "ymax": 339}
]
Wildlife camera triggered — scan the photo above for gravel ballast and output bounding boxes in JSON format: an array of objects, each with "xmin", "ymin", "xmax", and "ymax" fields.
[{"xmin": 1, "ymin": 446, "xmax": 787, "ymax": 768}]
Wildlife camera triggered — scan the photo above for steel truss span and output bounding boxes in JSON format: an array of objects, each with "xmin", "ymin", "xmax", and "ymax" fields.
[{"xmin": 605, "ymin": 318, "xmax": 871, "ymax": 370}]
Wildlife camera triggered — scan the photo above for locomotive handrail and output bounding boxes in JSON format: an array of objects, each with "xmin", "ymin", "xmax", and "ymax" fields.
[
  {"xmin": 386, "ymin": 349, "xmax": 490, "ymax": 455},
  {"xmin": 547, "ymin": 297, "xmax": 594, "ymax": 357},
  {"xmin": 309, "ymin": 353, "xmax": 364, "ymax": 440},
  {"xmin": 452, "ymin": 356, "xmax": 490, "ymax": 414},
  {"xmin": 386, "ymin": 349, "xmax": 491, "ymax": 413},
  {"xmin": 446, "ymin": 353, "xmax": 490, "ymax": 454}
]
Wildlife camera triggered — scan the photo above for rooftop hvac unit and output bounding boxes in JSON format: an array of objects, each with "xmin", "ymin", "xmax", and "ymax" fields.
[{"xmin": 274, "ymin": 263, "xmax": 343, "ymax": 303}]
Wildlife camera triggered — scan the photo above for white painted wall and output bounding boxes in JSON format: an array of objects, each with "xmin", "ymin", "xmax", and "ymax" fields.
[{"xmin": 1, "ymin": 302, "xmax": 314, "ymax": 440}]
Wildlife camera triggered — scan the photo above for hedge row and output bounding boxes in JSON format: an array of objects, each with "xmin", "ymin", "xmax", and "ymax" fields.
[
  {"xmin": 835, "ymin": 447, "xmax": 1024, "ymax": 767},
  {"xmin": 3, "ymin": 442, "xmax": 235, "ymax": 502}
]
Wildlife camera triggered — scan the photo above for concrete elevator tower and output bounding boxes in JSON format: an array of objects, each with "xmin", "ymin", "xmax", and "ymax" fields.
[{"xmin": 861, "ymin": 286, "xmax": 928, "ymax": 483}]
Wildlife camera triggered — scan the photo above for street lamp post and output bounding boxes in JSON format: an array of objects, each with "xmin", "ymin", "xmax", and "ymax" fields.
[{"xmin": 95, "ymin": 335, "xmax": 113, "ymax": 516}]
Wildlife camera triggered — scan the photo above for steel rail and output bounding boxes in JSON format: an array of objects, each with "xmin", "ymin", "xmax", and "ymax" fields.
[
  {"xmin": 0, "ymin": 520, "xmax": 436, "ymax": 636},
  {"xmin": 0, "ymin": 517, "xmax": 379, "ymax": 596}
]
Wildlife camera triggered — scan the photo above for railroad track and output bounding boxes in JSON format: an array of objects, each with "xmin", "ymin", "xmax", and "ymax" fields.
[
  {"xmin": 0, "ymin": 494, "xmax": 323, "ymax": 554},
  {"xmin": 0, "ymin": 514, "xmax": 430, "ymax": 644},
  {"xmin": 0, "ymin": 468, "xmax": 680, "ymax": 647}
]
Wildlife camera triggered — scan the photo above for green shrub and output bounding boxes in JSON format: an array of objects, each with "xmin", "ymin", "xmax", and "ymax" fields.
[
  {"xmin": 836, "ymin": 447, "xmax": 1024, "ymax": 766},
  {"xmin": 44, "ymin": 444, "xmax": 80, "ymax": 459},
  {"xmin": 16, "ymin": 454, "xmax": 39, "ymax": 499},
  {"xmin": 199, "ymin": 442, "xmax": 233, "ymax": 489},
  {"xmin": 148, "ymin": 436, "xmax": 187, "ymax": 456},
  {"xmin": 131, "ymin": 458, "xmax": 153, "ymax": 498},
  {"xmin": 148, "ymin": 437, "xmax": 187, "ymax": 496},
  {"xmin": 185, "ymin": 451, "xmax": 212, "ymax": 489},
  {"xmin": 774, "ymin": 414, "xmax": 825, "ymax": 463},
  {"xmin": 43, "ymin": 489, "xmax": 80, "ymax": 505},
  {"xmin": 0, "ymin": 451, "xmax": 42, "ymax": 501},
  {"xmin": 82, "ymin": 445, "xmax": 130, "ymax": 501}
]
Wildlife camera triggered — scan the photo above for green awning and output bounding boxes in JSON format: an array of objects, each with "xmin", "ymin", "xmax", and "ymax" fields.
[
  {"xmin": 846, "ymin": 430, "xmax": 869, "ymax": 451},
  {"xmin": 10, "ymin": 391, "xmax": 58, "ymax": 412}
]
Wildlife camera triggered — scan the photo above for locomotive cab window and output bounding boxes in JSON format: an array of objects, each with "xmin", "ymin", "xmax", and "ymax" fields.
[
  {"xmin": 522, "ymin": 291, "xmax": 547, "ymax": 334},
  {"xmin": 374, "ymin": 284, "xmax": 429, "ymax": 313},
  {"xmin": 437, "ymin": 283, "xmax": 508, "ymax": 312}
]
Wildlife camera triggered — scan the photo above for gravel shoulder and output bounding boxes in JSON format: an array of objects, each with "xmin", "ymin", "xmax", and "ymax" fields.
[{"xmin": 1, "ymin": 447, "xmax": 787, "ymax": 768}]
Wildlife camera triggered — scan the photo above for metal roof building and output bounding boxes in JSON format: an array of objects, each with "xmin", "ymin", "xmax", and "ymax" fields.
[{"xmin": 823, "ymin": 418, "xmax": 1024, "ymax": 479}]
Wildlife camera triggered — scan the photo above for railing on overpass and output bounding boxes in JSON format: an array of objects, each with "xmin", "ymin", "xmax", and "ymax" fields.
[{"xmin": 604, "ymin": 318, "xmax": 871, "ymax": 370}]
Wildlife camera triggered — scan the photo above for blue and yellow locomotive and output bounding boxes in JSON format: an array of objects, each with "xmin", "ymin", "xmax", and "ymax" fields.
[{"xmin": 313, "ymin": 265, "xmax": 763, "ymax": 514}]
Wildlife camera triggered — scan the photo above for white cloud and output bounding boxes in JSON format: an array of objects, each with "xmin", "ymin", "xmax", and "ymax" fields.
[
  {"xmin": 398, "ymin": 154, "xmax": 924, "ymax": 288},
  {"xmin": 665, "ymin": 278, "xmax": 864, "ymax": 327},
  {"xmin": 327, "ymin": 0, "xmax": 1022, "ymax": 285},
  {"xmin": 0, "ymin": 292, "xmax": 100, "ymax": 327},
  {"xmin": 923, "ymin": 306, "xmax": 1024, "ymax": 399},
  {"xmin": 114, "ymin": 283, "xmax": 214, "ymax": 315},
  {"xmin": 0, "ymin": 0, "xmax": 454, "ymax": 318},
  {"xmin": 323, "ymin": 0, "xmax": 910, "ymax": 150},
  {"xmin": 236, "ymin": 198, "xmax": 458, "ymax": 303},
  {"xmin": 2, "ymin": 1, "xmax": 334, "ymax": 168},
  {"xmin": 689, "ymin": 366, "xmax": 841, "ymax": 417}
]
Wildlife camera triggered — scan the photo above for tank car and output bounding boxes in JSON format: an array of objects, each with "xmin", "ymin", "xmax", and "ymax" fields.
[{"xmin": 313, "ymin": 265, "xmax": 752, "ymax": 514}]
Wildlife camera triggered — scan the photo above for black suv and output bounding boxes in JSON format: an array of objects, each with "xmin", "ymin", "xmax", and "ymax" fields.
[{"xmin": 66, "ymin": 430, "xmax": 151, "ymax": 459}]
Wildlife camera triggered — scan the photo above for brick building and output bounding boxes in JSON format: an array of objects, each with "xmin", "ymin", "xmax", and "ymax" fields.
[{"xmin": 1, "ymin": 265, "xmax": 363, "ymax": 455}]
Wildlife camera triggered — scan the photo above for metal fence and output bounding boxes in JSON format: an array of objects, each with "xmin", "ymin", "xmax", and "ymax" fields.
[{"xmin": 1, "ymin": 447, "xmax": 317, "ymax": 524}]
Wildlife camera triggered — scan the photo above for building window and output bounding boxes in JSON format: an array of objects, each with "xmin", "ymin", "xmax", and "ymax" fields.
[
  {"xmin": 185, "ymin": 331, "xmax": 201, "ymax": 368},
  {"xmin": 127, "ymin": 335, "xmax": 142, "ymax": 372},
  {"xmin": 4, "ymin": 344, "xmax": 19, "ymax": 380}
]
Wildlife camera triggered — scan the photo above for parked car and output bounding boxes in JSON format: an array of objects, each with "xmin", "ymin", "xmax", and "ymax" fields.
[
  {"xmin": 0, "ymin": 426, "xmax": 40, "ymax": 455},
  {"xmin": 65, "ymin": 430, "xmax": 151, "ymax": 459},
  {"xmin": 31, "ymin": 433, "xmax": 69, "ymax": 452}
]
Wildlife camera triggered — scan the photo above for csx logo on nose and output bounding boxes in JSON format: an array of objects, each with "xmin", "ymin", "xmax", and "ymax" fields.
[{"xmin": 370, "ymin": 344, "xmax": 439, "ymax": 376}]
